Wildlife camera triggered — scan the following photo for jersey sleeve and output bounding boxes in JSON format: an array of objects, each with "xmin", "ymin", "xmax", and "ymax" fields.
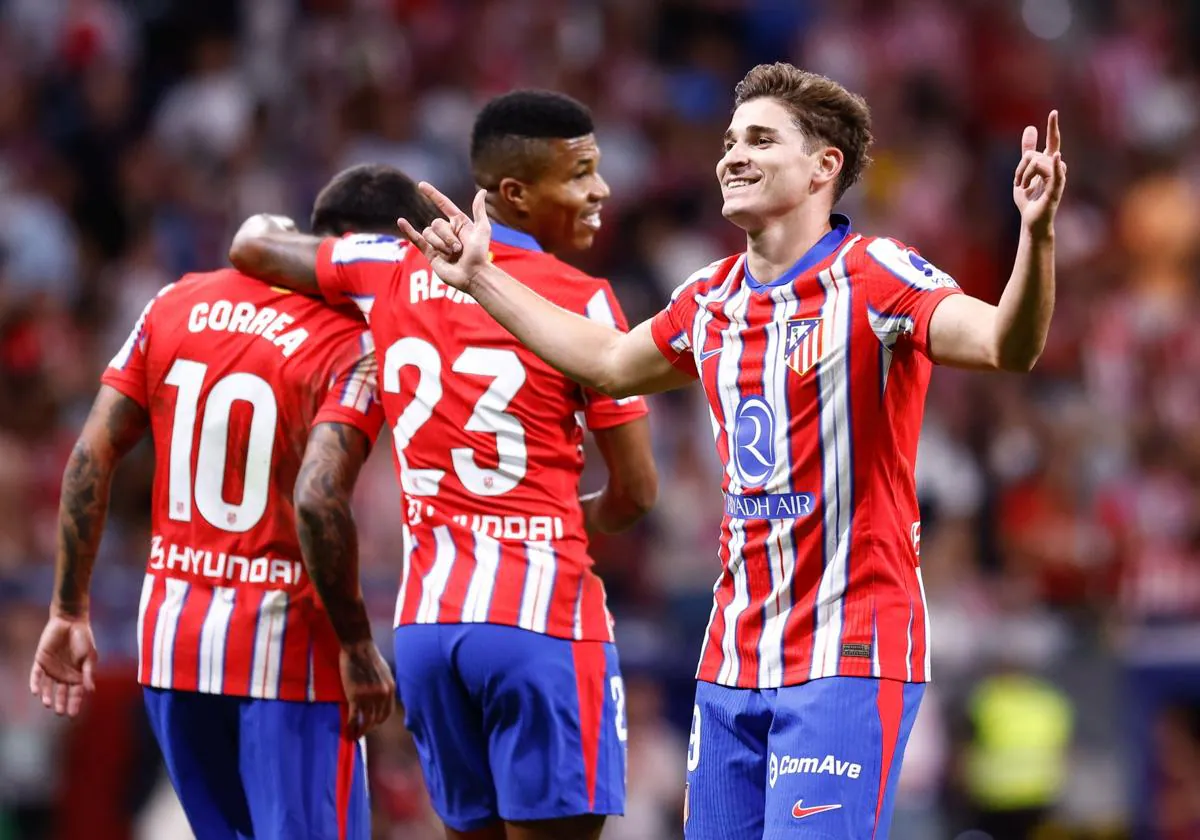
[
  {"xmin": 100, "ymin": 283, "xmax": 176, "ymax": 407},
  {"xmin": 862, "ymin": 237, "xmax": 963, "ymax": 358},
  {"xmin": 314, "ymin": 234, "xmax": 408, "ymax": 321},
  {"xmin": 579, "ymin": 283, "xmax": 649, "ymax": 429},
  {"xmin": 648, "ymin": 264, "xmax": 721, "ymax": 380},
  {"xmin": 313, "ymin": 330, "xmax": 385, "ymax": 442}
]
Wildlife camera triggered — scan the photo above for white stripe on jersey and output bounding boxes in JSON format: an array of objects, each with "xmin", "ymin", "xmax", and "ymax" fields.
[
  {"xmin": 690, "ymin": 257, "xmax": 744, "ymax": 680},
  {"xmin": 867, "ymin": 308, "xmax": 914, "ymax": 395},
  {"xmin": 916, "ymin": 567, "xmax": 933, "ymax": 680},
  {"xmin": 903, "ymin": 590, "xmax": 915, "ymax": 682},
  {"xmin": 198, "ymin": 586, "xmax": 236, "ymax": 693},
  {"xmin": 573, "ymin": 578, "xmax": 585, "ymax": 639},
  {"xmin": 136, "ymin": 574, "xmax": 156, "ymax": 683},
  {"xmin": 713, "ymin": 275, "xmax": 754, "ymax": 685},
  {"xmin": 395, "ymin": 524, "xmax": 415, "ymax": 627},
  {"xmin": 416, "ymin": 527, "xmax": 456, "ymax": 623},
  {"xmin": 811, "ymin": 240, "xmax": 859, "ymax": 680},
  {"xmin": 307, "ymin": 647, "xmax": 316, "ymax": 702},
  {"xmin": 519, "ymin": 541, "xmax": 558, "ymax": 635},
  {"xmin": 871, "ymin": 613, "xmax": 882, "ymax": 678},
  {"xmin": 339, "ymin": 333, "xmax": 378, "ymax": 413},
  {"xmin": 462, "ymin": 533, "xmax": 501, "ymax": 623},
  {"xmin": 756, "ymin": 285, "xmax": 801, "ymax": 686},
  {"xmin": 109, "ymin": 283, "xmax": 176, "ymax": 370},
  {"xmin": 250, "ymin": 590, "xmax": 289, "ymax": 699},
  {"xmin": 151, "ymin": 578, "xmax": 189, "ymax": 688}
]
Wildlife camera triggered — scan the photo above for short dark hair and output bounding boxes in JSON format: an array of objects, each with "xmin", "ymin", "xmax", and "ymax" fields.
[
  {"xmin": 470, "ymin": 90, "xmax": 595, "ymax": 187},
  {"xmin": 310, "ymin": 163, "xmax": 441, "ymax": 236},
  {"xmin": 734, "ymin": 63, "xmax": 873, "ymax": 202}
]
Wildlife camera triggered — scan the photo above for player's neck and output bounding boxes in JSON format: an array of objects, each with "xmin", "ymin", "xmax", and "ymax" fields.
[
  {"xmin": 484, "ymin": 198, "xmax": 545, "ymax": 250},
  {"xmin": 743, "ymin": 202, "xmax": 833, "ymax": 284}
]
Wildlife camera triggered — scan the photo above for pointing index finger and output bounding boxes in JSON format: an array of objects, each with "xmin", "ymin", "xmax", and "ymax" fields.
[
  {"xmin": 418, "ymin": 182, "xmax": 468, "ymax": 222},
  {"xmin": 1045, "ymin": 110, "xmax": 1060, "ymax": 155}
]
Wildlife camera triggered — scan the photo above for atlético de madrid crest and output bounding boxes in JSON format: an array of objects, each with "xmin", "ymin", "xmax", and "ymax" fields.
[{"xmin": 785, "ymin": 317, "xmax": 824, "ymax": 376}]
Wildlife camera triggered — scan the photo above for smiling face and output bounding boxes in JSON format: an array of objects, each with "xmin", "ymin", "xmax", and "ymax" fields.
[
  {"xmin": 717, "ymin": 97, "xmax": 841, "ymax": 232},
  {"xmin": 509, "ymin": 135, "xmax": 610, "ymax": 253}
]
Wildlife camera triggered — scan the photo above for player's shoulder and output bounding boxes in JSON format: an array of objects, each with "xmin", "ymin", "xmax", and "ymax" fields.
[
  {"xmin": 499, "ymin": 246, "xmax": 613, "ymax": 304},
  {"xmin": 667, "ymin": 253, "xmax": 741, "ymax": 302},
  {"xmin": 326, "ymin": 232, "xmax": 411, "ymax": 266},
  {"xmin": 853, "ymin": 235, "xmax": 958, "ymax": 290}
]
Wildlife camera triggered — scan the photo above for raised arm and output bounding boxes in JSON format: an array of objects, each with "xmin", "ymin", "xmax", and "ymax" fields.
[
  {"xmin": 294, "ymin": 421, "xmax": 395, "ymax": 738},
  {"xmin": 928, "ymin": 111, "xmax": 1066, "ymax": 372},
  {"xmin": 229, "ymin": 214, "xmax": 324, "ymax": 295},
  {"xmin": 31, "ymin": 385, "xmax": 149, "ymax": 716},
  {"xmin": 398, "ymin": 188, "xmax": 693, "ymax": 399}
]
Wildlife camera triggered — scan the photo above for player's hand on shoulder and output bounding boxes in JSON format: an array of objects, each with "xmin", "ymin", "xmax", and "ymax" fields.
[
  {"xmin": 233, "ymin": 213, "xmax": 298, "ymax": 244},
  {"xmin": 29, "ymin": 613, "xmax": 97, "ymax": 717},
  {"xmin": 1013, "ymin": 110, "xmax": 1067, "ymax": 238},
  {"xmin": 397, "ymin": 185, "xmax": 491, "ymax": 295},
  {"xmin": 339, "ymin": 640, "xmax": 396, "ymax": 739}
]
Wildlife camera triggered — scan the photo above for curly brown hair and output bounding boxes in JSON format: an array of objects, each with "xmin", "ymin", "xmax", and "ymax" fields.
[{"xmin": 733, "ymin": 63, "xmax": 874, "ymax": 203}]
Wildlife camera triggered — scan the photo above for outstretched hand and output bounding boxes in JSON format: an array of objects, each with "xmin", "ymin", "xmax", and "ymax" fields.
[
  {"xmin": 1013, "ymin": 110, "xmax": 1067, "ymax": 238},
  {"xmin": 30, "ymin": 614, "xmax": 97, "ymax": 717},
  {"xmin": 397, "ymin": 185, "xmax": 492, "ymax": 295}
]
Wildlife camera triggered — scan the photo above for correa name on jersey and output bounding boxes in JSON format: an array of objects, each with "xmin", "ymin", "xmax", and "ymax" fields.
[{"xmin": 186, "ymin": 299, "xmax": 310, "ymax": 357}]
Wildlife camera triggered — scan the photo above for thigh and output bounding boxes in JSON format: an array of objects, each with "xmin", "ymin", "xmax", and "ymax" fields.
[
  {"xmin": 142, "ymin": 688, "xmax": 252, "ymax": 840},
  {"xmin": 764, "ymin": 677, "xmax": 924, "ymax": 840},
  {"xmin": 684, "ymin": 681, "xmax": 774, "ymax": 840},
  {"xmin": 457, "ymin": 626, "xmax": 626, "ymax": 822},
  {"xmin": 393, "ymin": 624, "xmax": 499, "ymax": 833},
  {"xmin": 239, "ymin": 699, "xmax": 369, "ymax": 840}
]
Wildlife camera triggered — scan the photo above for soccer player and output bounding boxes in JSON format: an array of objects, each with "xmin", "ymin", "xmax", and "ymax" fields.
[
  {"xmin": 396, "ymin": 63, "xmax": 1067, "ymax": 839},
  {"xmin": 229, "ymin": 96, "xmax": 657, "ymax": 840},
  {"xmin": 28, "ymin": 203, "xmax": 410, "ymax": 838}
]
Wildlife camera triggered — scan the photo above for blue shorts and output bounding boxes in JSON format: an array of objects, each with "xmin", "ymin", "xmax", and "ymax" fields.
[
  {"xmin": 685, "ymin": 677, "xmax": 924, "ymax": 840},
  {"xmin": 393, "ymin": 624, "xmax": 626, "ymax": 831},
  {"xmin": 143, "ymin": 688, "xmax": 368, "ymax": 840}
]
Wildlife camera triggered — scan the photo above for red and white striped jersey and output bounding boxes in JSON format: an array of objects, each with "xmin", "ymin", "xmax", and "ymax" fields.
[
  {"xmin": 649, "ymin": 216, "xmax": 961, "ymax": 689},
  {"xmin": 102, "ymin": 270, "xmax": 383, "ymax": 702},
  {"xmin": 315, "ymin": 223, "xmax": 648, "ymax": 643}
]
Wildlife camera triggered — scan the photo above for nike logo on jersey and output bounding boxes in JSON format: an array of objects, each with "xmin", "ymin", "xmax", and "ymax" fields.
[
  {"xmin": 698, "ymin": 346, "xmax": 721, "ymax": 363},
  {"xmin": 791, "ymin": 801, "xmax": 843, "ymax": 820}
]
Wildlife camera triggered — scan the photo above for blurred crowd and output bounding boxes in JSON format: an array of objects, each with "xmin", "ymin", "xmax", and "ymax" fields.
[{"xmin": 1, "ymin": 0, "xmax": 1199, "ymax": 838}]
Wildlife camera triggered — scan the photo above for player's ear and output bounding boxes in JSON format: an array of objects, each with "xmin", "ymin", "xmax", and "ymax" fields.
[
  {"xmin": 811, "ymin": 146, "xmax": 844, "ymax": 194},
  {"xmin": 498, "ymin": 177, "xmax": 534, "ymax": 215}
]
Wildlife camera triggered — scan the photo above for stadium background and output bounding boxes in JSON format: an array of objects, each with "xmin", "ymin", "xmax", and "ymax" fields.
[{"xmin": 0, "ymin": 0, "xmax": 1198, "ymax": 837}]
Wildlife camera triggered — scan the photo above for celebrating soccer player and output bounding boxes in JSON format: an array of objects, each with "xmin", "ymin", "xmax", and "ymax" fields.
[
  {"xmin": 397, "ymin": 63, "xmax": 1066, "ymax": 840},
  {"xmin": 27, "ymin": 193, "xmax": 418, "ymax": 838},
  {"xmin": 230, "ymin": 94, "xmax": 657, "ymax": 840}
]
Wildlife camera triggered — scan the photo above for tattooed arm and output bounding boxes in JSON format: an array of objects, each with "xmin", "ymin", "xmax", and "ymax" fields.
[
  {"xmin": 295, "ymin": 421, "xmax": 395, "ymax": 737},
  {"xmin": 32, "ymin": 385, "xmax": 149, "ymax": 716},
  {"xmin": 229, "ymin": 214, "xmax": 323, "ymax": 295},
  {"xmin": 54, "ymin": 386, "xmax": 149, "ymax": 614}
]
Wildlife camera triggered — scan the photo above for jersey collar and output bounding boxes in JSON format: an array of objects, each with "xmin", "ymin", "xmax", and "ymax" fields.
[
  {"xmin": 743, "ymin": 214, "xmax": 852, "ymax": 290},
  {"xmin": 489, "ymin": 220, "xmax": 544, "ymax": 252}
]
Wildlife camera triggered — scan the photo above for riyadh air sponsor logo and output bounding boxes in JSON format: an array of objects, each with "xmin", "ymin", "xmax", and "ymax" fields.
[
  {"xmin": 792, "ymin": 801, "xmax": 843, "ymax": 820},
  {"xmin": 769, "ymin": 752, "xmax": 863, "ymax": 788},
  {"xmin": 732, "ymin": 396, "xmax": 775, "ymax": 487}
]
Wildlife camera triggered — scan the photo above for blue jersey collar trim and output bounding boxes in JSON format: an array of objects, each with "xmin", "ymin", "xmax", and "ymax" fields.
[
  {"xmin": 743, "ymin": 214, "xmax": 852, "ymax": 290},
  {"xmin": 490, "ymin": 221, "xmax": 543, "ymax": 253}
]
